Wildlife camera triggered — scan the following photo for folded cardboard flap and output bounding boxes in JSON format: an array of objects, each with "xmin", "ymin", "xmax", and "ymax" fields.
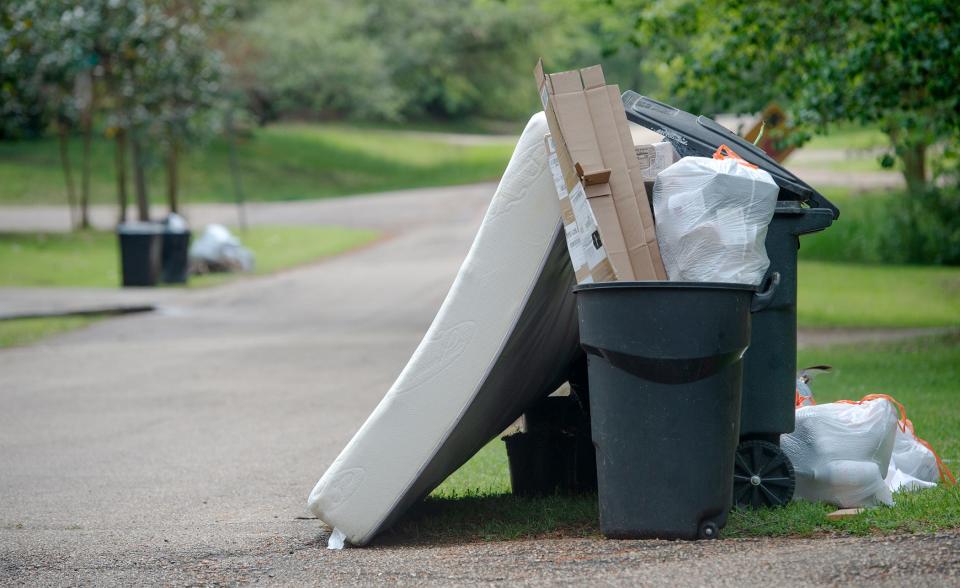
[
  {"xmin": 535, "ymin": 58, "xmax": 666, "ymax": 282},
  {"xmin": 575, "ymin": 163, "xmax": 612, "ymax": 186}
]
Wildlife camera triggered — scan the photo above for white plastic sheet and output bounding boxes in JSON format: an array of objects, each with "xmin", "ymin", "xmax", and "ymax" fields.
[
  {"xmin": 653, "ymin": 155, "xmax": 778, "ymax": 285},
  {"xmin": 886, "ymin": 425, "xmax": 941, "ymax": 492}
]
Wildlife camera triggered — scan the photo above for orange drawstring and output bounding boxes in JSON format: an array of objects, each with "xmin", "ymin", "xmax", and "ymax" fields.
[
  {"xmin": 837, "ymin": 394, "xmax": 908, "ymax": 432},
  {"xmin": 713, "ymin": 144, "xmax": 759, "ymax": 169},
  {"xmin": 903, "ymin": 418, "xmax": 957, "ymax": 485}
]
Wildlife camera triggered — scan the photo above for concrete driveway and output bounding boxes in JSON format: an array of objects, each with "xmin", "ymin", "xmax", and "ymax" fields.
[{"xmin": 1, "ymin": 183, "xmax": 957, "ymax": 586}]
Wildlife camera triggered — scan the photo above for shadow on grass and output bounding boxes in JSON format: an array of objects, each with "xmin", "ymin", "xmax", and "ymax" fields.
[
  {"xmin": 370, "ymin": 484, "xmax": 960, "ymax": 547},
  {"xmin": 375, "ymin": 492, "xmax": 600, "ymax": 547}
]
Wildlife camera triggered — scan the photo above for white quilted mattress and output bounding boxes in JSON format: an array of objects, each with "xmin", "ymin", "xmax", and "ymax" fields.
[{"xmin": 307, "ymin": 112, "xmax": 580, "ymax": 545}]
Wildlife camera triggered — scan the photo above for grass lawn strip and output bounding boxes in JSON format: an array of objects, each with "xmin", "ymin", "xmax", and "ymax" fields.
[
  {"xmin": 0, "ymin": 316, "xmax": 100, "ymax": 348},
  {"xmin": 0, "ymin": 226, "xmax": 379, "ymax": 289},
  {"xmin": 0, "ymin": 225, "xmax": 379, "ymax": 348},
  {"xmin": 797, "ymin": 261, "xmax": 960, "ymax": 328},
  {"xmin": 0, "ymin": 124, "xmax": 513, "ymax": 206},
  {"xmin": 392, "ymin": 334, "xmax": 959, "ymax": 544}
]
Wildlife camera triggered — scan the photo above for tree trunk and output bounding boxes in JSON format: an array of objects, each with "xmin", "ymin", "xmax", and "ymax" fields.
[
  {"xmin": 130, "ymin": 130, "xmax": 150, "ymax": 221},
  {"xmin": 115, "ymin": 128, "xmax": 129, "ymax": 223},
  {"xmin": 225, "ymin": 109, "xmax": 248, "ymax": 232},
  {"xmin": 79, "ymin": 119, "xmax": 93, "ymax": 229},
  {"xmin": 901, "ymin": 142, "xmax": 928, "ymax": 194},
  {"xmin": 166, "ymin": 137, "xmax": 179, "ymax": 214},
  {"xmin": 57, "ymin": 121, "xmax": 79, "ymax": 230}
]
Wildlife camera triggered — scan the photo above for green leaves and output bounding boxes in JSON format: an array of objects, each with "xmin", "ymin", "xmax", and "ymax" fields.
[{"xmin": 626, "ymin": 0, "xmax": 959, "ymax": 193}]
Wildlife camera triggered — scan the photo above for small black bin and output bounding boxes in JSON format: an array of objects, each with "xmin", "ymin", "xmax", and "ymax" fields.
[
  {"xmin": 161, "ymin": 229, "xmax": 191, "ymax": 284},
  {"xmin": 575, "ymin": 280, "xmax": 775, "ymax": 540},
  {"xmin": 117, "ymin": 222, "xmax": 163, "ymax": 287}
]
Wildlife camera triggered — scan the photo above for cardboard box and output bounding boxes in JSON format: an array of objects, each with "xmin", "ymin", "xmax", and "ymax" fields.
[
  {"xmin": 545, "ymin": 134, "xmax": 616, "ymax": 284},
  {"xmin": 535, "ymin": 59, "xmax": 666, "ymax": 281},
  {"xmin": 635, "ymin": 141, "xmax": 680, "ymax": 182}
]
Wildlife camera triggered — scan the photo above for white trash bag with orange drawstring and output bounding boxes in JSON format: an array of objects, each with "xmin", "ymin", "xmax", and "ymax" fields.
[
  {"xmin": 782, "ymin": 389, "xmax": 955, "ymax": 508},
  {"xmin": 652, "ymin": 145, "xmax": 779, "ymax": 285}
]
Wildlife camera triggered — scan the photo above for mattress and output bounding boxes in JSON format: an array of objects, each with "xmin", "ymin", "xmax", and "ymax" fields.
[{"xmin": 308, "ymin": 112, "xmax": 580, "ymax": 545}]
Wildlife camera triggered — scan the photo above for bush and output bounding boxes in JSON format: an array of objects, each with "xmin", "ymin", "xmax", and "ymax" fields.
[
  {"xmin": 880, "ymin": 187, "xmax": 960, "ymax": 265},
  {"xmin": 800, "ymin": 188, "xmax": 960, "ymax": 266}
]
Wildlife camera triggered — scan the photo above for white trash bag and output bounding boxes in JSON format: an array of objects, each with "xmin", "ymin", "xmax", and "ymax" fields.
[
  {"xmin": 189, "ymin": 224, "xmax": 255, "ymax": 273},
  {"xmin": 653, "ymin": 145, "xmax": 778, "ymax": 285},
  {"xmin": 783, "ymin": 389, "xmax": 954, "ymax": 508},
  {"xmin": 782, "ymin": 396, "xmax": 899, "ymax": 508},
  {"xmin": 886, "ymin": 421, "xmax": 942, "ymax": 493}
]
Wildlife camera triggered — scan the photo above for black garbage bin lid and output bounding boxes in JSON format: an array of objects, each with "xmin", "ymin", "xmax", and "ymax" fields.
[
  {"xmin": 116, "ymin": 221, "xmax": 164, "ymax": 234},
  {"xmin": 621, "ymin": 91, "xmax": 839, "ymax": 220}
]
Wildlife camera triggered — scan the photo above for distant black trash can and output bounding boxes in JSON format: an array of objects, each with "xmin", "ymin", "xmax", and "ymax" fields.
[
  {"xmin": 161, "ymin": 229, "xmax": 191, "ymax": 284},
  {"xmin": 117, "ymin": 222, "xmax": 163, "ymax": 287},
  {"xmin": 575, "ymin": 280, "xmax": 775, "ymax": 540}
]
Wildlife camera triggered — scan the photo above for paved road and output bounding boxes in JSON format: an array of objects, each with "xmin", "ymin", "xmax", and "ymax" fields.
[{"xmin": 2, "ymin": 183, "xmax": 956, "ymax": 586}]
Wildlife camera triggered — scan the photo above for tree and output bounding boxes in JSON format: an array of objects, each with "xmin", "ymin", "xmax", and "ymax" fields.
[
  {"xmin": 1, "ymin": 1, "xmax": 91, "ymax": 228},
  {"xmin": 93, "ymin": 0, "xmax": 226, "ymax": 221},
  {"xmin": 150, "ymin": 1, "xmax": 227, "ymax": 214},
  {"xmin": 624, "ymin": 0, "xmax": 960, "ymax": 193},
  {"xmin": 239, "ymin": 0, "xmax": 400, "ymax": 122},
  {"xmin": 234, "ymin": 0, "xmax": 575, "ymax": 122}
]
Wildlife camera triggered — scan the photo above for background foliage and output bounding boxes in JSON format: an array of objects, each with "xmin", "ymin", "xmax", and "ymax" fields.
[{"xmin": 2, "ymin": 0, "xmax": 958, "ymax": 264}]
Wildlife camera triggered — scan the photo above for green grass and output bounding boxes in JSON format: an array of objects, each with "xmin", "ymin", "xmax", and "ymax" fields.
[
  {"xmin": 0, "ymin": 225, "xmax": 377, "ymax": 347},
  {"xmin": 388, "ymin": 335, "xmax": 960, "ymax": 544},
  {"xmin": 791, "ymin": 187, "xmax": 960, "ymax": 328},
  {"xmin": 0, "ymin": 225, "xmax": 379, "ymax": 289},
  {"xmin": 798, "ymin": 261, "xmax": 960, "ymax": 328},
  {"xmin": 0, "ymin": 231, "xmax": 119, "ymax": 288},
  {"xmin": 434, "ymin": 440, "xmax": 511, "ymax": 496},
  {"xmin": 823, "ymin": 154, "xmax": 890, "ymax": 174},
  {"xmin": 0, "ymin": 124, "xmax": 514, "ymax": 206},
  {"xmin": 0, "ymin": 316, "xmax": 99, "ymax": 348},
  {"xmin": 805, "ymin": 124, "xmax": 889, "ymax": 151}
]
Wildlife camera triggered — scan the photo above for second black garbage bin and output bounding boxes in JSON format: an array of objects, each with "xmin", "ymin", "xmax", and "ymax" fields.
[
  {"xmin": 575, "ymin": 279, "xmax": 776, "ymax": 540},
  {"xmin": 159, "ymin": 213, "xmax": 191, "ymax": 284}
]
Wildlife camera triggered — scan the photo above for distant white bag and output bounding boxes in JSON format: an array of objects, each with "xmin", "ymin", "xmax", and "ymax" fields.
[
  {"xmin": 782, "ymin": 397, "xmax": 899, "ymax": 508},
  {"xmin": 653, "ymin": 146, "xmax": 778, "ymax": 285},
  {"xmin": 189, "ymin": 224, "xmax": 255, "ymax": 273}
]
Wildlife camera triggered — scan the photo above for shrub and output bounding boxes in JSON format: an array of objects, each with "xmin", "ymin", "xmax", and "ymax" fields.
[{"xmin": 880, "ymin": 187, "xmax": 960, "ymax": 265}]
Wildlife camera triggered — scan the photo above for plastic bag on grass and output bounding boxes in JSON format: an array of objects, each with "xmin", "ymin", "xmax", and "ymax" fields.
[
  {"xmin": 783, "ymin": 389, "xmax": 955, "ymax": 508},
  {"xmin": 189, "ymin": 224, "xmax": 255, "ymax": 273},
  {"xmin": 885, "ymin": 417, "xmax": 955, "ymax": 492},
  {"xmin": 653, "ymin": 145, "xmax": 778, "ymax": 285},
  {"xmin": 782, "ymin": 396, "xmax": 899, "ymax": 508}
]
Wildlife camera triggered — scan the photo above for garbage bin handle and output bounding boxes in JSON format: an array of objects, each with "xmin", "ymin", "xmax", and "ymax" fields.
[{"xmin": 751, "ymin": 272, "xmax": 780, "ymax": 313}]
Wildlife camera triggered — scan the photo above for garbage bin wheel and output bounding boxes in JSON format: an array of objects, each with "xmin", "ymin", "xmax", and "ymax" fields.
[
  {"xmin": 697, "ymin": 520, "xmax": 719, "ymax": 540},
  {"xmin": 733, "ymin": 440, "xmax": 795, "ymax": 509}
]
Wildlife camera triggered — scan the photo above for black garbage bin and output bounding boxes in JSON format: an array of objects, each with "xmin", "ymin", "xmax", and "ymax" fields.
[
  {"xmin": 161, "ymin": 229, "xmax": 191, "ymax": 284},
  {"xmin": 574, "ymin": 279, "xmax": 776, "ymax": 540},
  {"xmin": 736, "ymin": 202, "xmax": 834, "ymax": 507},
  {"xmin": 502, "ymin": 392, "xmax": 596, "ymax": 497},
  {"xmin": 622, "ymin": 92, "xmax": 840, "ymax": 508},
  {"xmin": 117, "ymin": 222, "xmax": 163, "ymax": 287}
]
